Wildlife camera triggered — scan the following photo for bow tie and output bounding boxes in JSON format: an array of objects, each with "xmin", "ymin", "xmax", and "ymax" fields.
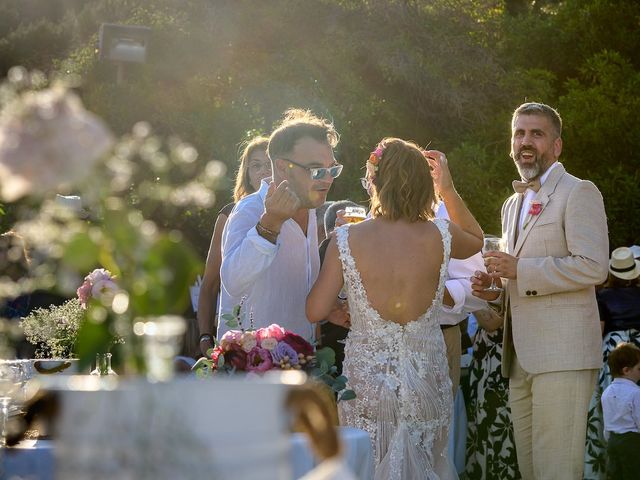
[{"xmin": 512, "ymin": 178, "xmax": 541, "ymax": 194}]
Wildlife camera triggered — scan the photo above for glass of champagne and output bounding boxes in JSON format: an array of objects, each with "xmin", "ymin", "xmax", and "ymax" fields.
[
  {"xmin": 483, "ymin": 237, "xmax": 504, "ymax": 292},
  {"xmin": 343, "ymin": 206, "xmax": 367, "ymax": 224}
]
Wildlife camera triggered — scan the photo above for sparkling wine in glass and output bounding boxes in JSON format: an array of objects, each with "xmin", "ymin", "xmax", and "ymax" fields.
[
  {"xmin": 482, "ymin": 237, "xmax": 504, "ymax": 292},
  {"xmin": 343, "ymin": 206, "xmax": 367, "ymax": 224}
]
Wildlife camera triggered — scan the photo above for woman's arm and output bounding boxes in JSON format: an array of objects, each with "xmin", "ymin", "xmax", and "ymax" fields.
[
  {"xmin": 306, "ymin": 237, "xmax": 344, "ymax": 323},
  {"xmin": 197, "ymin": 213, "xmax": 227, "ymax": 354},
  {"xmin": 425, "ymin": 151, "xmax": 483, "ymax": 259}
]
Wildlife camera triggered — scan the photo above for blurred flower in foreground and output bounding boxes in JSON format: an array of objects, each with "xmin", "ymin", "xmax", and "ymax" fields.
[{"xmin": 0, "ymin": 86, "xmax": 114, "ymax": 201}]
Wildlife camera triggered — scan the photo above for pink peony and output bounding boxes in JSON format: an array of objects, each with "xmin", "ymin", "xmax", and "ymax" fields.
[
  {"xmin": 246, "ymin": 347, "xmax": 274, "ymax": 373},
  {"xmin": 256, "ymin": 324, "xmax": 285, "ymax": 344},
  {"xmin": 223, "ymin": 344, "xmax": 247, "ymax": 370}
]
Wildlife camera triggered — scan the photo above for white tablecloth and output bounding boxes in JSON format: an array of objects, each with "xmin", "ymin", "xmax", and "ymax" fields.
[
  {"xmin": 3, "ymin": 429, "xmax": 373, "ymax": 480},
  {"xmin": 291, "ymin": 426, "xmax": 374, "ymax": 479}
]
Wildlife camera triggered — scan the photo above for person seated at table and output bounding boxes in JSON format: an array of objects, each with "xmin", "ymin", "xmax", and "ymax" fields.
[
  {"xmin": 218, "ymin": 109, "xmax": 343, "ymax": 340},
  {"xmin": 197, "ymin": 136, "xmax": 271, "ymax": 354}
]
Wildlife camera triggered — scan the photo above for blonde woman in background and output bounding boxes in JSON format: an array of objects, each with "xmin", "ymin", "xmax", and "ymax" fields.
[{"xmin": 197, "ymin": 136, "xmax": 271, "ymax": 355}]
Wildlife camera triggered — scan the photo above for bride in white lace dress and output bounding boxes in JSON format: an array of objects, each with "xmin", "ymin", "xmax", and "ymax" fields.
[{"xmin": 307, "ymin": 138, "xmax": 483, "ymax": 479}]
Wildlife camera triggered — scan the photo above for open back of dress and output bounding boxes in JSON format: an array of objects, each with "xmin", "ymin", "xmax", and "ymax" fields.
[{"xmin": 336, "ymin": 219, "xmax": 457, "ymax": 480}]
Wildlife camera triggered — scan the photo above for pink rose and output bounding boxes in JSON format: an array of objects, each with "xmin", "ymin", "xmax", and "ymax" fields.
[
  {"xmin": 256, "ymin": 324, "xmax": 285, "ymax": 344},
  {"xmin": 246, "ymin": 347, "xmax": 274, "ymax": 373},
  {"xmin": 281, "ymin": 332, "xmax": 314, "ymax": 356},
  {"xmin": 220, "ymin": 330, "xmax": 243, "ymax": 350},
  {"xmin": 528, "ymin": 201, "xmax": 542, "ymax": 216}
]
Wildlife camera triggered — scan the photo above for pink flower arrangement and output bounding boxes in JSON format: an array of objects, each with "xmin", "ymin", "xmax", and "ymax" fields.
[
  {"xmin": 211, "ymin": 323, "xmax": 315, "ymax": 373},
  {"xmin": 76, "ymin": 268, "xmax": 118, "ymax": 308},
  {"xmin": 528, "ymin": 201, "xmax": 543, "ymax": 216},
  {"xmin": 522, "ymin": 201, "xmax": 544, "ymax": 230}
]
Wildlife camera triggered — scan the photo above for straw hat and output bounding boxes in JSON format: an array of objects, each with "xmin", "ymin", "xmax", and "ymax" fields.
[{"xmin": 609, "ymin": 247, "xmax": 640, "ymax": 280}]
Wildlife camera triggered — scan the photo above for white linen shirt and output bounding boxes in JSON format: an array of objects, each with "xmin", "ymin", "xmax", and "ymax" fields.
[
  {"xmin": 218, "ymin": 180, "xmax": 319, "ymax": 341},
  {"xmin": 436, "ymin": 202, "xmax": 487, "ymax": 325},
  {"xmin": 601, "ymin": 377, "xmax": 640, "ymax": 437}
]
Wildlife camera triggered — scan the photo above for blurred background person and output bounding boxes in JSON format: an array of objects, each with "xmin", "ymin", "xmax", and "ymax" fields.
[
  {"xmin": 462, "ymin": 307, "xmax": 521, "ymax": 480},
  {"xmin": 317, "ymin": 200, "xmax": 363, "ymax": 374},
  {"xmin": 584, "ymin": 246, "xmax": 640, "ymax": 480},
  {"xmin": 197, "ymin": 136, "xmax": 271, "ymax": 355}
]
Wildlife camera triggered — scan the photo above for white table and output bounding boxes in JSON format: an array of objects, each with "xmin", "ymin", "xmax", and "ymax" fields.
[
  {"xmin": 291, "ymin": 426, "xmax": 374, "ymax": 479},
  {"xmin": 4, "ymin": 430, "xmax": 373, "ymax": 480}
]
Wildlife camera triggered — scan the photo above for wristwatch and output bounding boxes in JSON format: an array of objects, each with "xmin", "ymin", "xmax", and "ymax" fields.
[{"xmin": 199, "ymin": 333, "xmax": 214, "ymax": 343}]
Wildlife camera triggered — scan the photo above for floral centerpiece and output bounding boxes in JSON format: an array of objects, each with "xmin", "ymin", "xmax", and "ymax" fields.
[
  {"xmin": 193, "ymin": 306, "xmax": 355, "ymax": 402},
  {"xmin": 0, "ymin": 68, "xmax": 217, "ymax": 369},
  {"xmin": 19, "ymin": 268, "xmax": 121, "ymax": 359}
]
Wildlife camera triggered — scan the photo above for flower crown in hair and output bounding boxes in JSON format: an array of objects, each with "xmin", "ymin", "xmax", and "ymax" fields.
[{"xmin": 368, "ymin": 144, "xmax": 385, "ymax": 172}]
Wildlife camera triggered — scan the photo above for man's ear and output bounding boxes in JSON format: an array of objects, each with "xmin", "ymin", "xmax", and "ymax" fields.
[
  {"xmin": 273, "ymin": 157, "xmax": 288, "ymax": 179},
  {"xmin": 554, "ymin": 136, "xmax": 563, "ymax": 159}
]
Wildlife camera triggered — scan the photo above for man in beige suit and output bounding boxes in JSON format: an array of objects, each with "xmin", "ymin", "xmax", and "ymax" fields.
[{"xmin": 472, "ymin": 102, "xmax": 609, "ymax": 479}]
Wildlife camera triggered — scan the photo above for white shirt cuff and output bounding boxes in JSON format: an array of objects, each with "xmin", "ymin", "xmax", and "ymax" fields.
[{"xmin": 442, "ymin": 280, "xmax": 465, "ymax": 315}]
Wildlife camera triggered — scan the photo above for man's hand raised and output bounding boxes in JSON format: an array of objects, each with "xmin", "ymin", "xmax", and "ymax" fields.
[{"xmin": 260, "ymin": 180, "xmax": 301, "ymax": 232}]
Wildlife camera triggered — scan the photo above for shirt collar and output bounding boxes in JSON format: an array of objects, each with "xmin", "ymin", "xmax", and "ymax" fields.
[{"xmin": 538, "ymin": 161, "xmax": 559, "ymax": 187}]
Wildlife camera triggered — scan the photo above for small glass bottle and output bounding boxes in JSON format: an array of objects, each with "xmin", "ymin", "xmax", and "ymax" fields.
[{"xmin": 90, "ymin": 353, "xmax": 117, "ymax": 376}]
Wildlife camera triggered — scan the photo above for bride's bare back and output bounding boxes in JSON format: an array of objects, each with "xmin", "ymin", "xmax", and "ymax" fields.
[{"xmin": 346, "ymin": 217, "xmax": 444, "ymax": 325}]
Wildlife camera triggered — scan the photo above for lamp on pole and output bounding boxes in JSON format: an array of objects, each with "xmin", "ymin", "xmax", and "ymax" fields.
[{"xmin": 98, "ymin": 24, "xmax": 151, "ymax": 85}]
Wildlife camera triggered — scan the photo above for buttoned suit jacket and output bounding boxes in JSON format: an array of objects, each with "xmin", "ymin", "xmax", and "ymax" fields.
[{"xmin": 500, "ymin": 163, "xmax": 609, "ymax": 377}]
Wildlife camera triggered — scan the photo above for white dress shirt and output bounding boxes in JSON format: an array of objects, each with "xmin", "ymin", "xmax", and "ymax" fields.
[
  {"xmin": 518, "ymin": 161, "xmax": 560, "ymax": 231},
  {"xmin": 601, "ymin": 377, "xmax": 640, "ymax": 436},
  {"xmin": 436, "ymin": 202, "xmax": 488, "ymax": 326},
  {"xmin": 218, "ymin": 180, "xmax": 319, "ymax": 340}
]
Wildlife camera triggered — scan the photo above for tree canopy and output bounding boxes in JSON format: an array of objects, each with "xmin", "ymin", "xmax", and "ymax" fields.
[{"xmin": 1, "ymin": 0, "xmax": 638, "ymax": 252}]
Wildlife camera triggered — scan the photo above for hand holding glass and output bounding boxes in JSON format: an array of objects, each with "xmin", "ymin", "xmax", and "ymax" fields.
[
  {"xmin": 482, "ymin": 238, "xmax": 504, "ymax": 292},
  {"xmin": 343, "ymin": 206, "xmax": 367, "ymax": 224}
]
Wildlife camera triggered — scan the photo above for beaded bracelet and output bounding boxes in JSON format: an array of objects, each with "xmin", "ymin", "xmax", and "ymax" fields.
[{"xmin": 256, "ymin": 222, "xmax": 279, "ymax": 244}]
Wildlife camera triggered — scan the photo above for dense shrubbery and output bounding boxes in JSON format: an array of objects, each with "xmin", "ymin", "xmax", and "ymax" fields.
[{"xmin": 1, "ymin": 0, "xmax": 638, "ymax": 251}]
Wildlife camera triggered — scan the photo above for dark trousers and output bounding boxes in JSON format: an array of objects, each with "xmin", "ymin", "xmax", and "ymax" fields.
[{"xmin": 607, "ymin": 431, "xmax": 640, "ymax": 480}]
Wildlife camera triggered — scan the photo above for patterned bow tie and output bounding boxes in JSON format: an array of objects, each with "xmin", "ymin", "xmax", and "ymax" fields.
[{"xmin": 512, "ymin": 178, "xmax": 541, "ymax": 194}]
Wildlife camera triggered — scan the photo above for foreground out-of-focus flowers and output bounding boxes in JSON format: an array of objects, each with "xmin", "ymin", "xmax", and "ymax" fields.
[
  {"xmin": 76, "ymin": 268, "xmax": 118, "ymax": 308},
  {"xmin": 0, "ymin": 85, "xmax": 114, "ymax": 202}
]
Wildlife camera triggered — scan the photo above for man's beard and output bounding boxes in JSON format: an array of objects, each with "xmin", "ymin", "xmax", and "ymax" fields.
[{"xmin": 514, "ymin": 149, "xmax": 542, "ymax": 181}]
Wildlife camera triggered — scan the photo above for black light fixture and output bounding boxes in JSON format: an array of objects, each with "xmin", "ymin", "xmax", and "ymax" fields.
[{"xmin": 98, "ymin": 23, "xmax": 151, "ymax": 84}]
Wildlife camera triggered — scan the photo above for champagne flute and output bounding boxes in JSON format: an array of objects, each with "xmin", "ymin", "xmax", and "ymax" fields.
[
  {"xmin": 0, "ymin": 361, "xmax": 22, "ymax": 447},
  {"xmin": 482, "ymin": 237, "xmax": 504, "ymax": 292}
]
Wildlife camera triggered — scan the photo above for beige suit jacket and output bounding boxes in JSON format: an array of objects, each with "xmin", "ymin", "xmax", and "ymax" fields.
[{"xmin": 501, "ymin": 163, "xmax": 609, "ymax": 377}]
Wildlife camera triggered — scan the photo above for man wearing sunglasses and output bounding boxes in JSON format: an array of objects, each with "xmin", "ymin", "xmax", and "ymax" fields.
[{"xmin": 218, "ymin": 109, "xmax": 343, "ymax": 340}]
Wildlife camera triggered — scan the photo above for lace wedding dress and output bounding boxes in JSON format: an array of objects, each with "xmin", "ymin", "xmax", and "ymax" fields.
[{"xmin": 336, "ymin": 219, "xmax": 457, "ymax": 480}]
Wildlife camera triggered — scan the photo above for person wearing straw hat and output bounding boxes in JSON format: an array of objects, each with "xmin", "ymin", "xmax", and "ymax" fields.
[{"xmin": 584, "ymin": 246, "xmax": 640, "ymax": 478}]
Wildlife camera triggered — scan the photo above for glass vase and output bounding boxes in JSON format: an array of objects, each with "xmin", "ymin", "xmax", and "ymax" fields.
[{"xmin": 90, "ymin": 353, "xmax": 117, "ymax": 376}]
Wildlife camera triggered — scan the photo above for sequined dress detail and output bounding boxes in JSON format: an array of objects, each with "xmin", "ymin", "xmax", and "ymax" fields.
[{"xmin": 336, "ymin": 219, "xmax": 457, "ymax": 480}]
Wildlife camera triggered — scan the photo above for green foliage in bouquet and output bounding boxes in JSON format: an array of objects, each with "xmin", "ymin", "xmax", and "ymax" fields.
[{"xmin": 20, "ymin": 298, "xmax": 84, "ymax": 359}]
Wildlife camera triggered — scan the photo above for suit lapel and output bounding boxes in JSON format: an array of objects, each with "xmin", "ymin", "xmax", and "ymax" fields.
[
  {"xmin": 513, "ymin": 163, "xmax": 565, "ymax": 255},
  {"xmin": 508, "ymin": 195, "xmax": 522, "ymax": 254}
]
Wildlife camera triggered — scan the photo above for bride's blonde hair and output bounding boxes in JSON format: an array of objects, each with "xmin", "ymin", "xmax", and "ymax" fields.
[{"xmin": 368, "ymin": 137, "xmax": 436, "ymax": 222}]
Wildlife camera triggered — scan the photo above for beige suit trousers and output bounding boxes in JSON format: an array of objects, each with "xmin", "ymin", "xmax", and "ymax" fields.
[{"xmin": 509, "ymin": 352, "xmax": 597, "ymax": 480}]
